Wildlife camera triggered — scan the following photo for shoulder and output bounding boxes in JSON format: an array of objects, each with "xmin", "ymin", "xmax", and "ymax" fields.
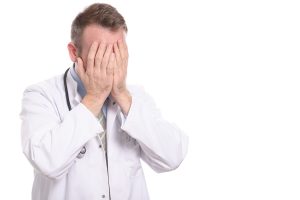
[
  {"xmin": 23, "ymin": 74, "xmax": 63, "ymax": 95},
  {"xmin": 22, "ymin": 74, "xmax": 64, "ymax": 104}
]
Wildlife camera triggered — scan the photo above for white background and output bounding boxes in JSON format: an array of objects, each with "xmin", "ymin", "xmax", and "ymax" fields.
[{"xmin": 0, "ymin": 0, "xmax": 299, "ymax": 199}]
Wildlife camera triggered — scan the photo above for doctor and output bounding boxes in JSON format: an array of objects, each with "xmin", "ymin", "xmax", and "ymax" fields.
[{"xmin": 20, "ymin": 3, "xmax": 188, "ymax": 200}]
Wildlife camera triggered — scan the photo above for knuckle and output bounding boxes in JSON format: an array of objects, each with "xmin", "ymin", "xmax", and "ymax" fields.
[
  {"xmin": 95, "ymin": 54, "xmax": 102, "ymax": 62},
  {"xmin": 87, "ymin": 56, "xmax": 94, "ymax": 62},
  {"xmin": 101, "ymin": 62, "xmax": 108, "ymax": 68},
  {"xmin": 94, "ymin": 58, "xmax": 101, "ymax": 65},
  {"xmin": 86, "ymin": 70, "xmax": 93, "ymax": 76}
]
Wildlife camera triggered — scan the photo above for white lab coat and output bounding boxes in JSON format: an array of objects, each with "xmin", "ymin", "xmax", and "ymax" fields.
[{"xmin": 20, "ymin": 69, "xmax": 188, "ymax": 200}]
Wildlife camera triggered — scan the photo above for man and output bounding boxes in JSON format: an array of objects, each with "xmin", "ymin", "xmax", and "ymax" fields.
[{"xmin": 20, "ymin": 3, "xmax": 188, "ymax": 200}]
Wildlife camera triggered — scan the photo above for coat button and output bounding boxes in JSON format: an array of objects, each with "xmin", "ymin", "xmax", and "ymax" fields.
[
  {"xmin": 80, "ymin": 146, "xmax": 86, "ymax": 154},
  {"xmin": 101, "ymin": 194, "xmax": 105, "ymax": 198},
  {"xmin": 76, "ymin": 147, "xmax": 86, "ymax": 159}
]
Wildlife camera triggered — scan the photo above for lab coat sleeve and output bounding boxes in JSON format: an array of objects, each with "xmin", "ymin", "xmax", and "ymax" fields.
[
  {"xmin": 20, "ymin": 85, "xmax": 102, "ymax": 179},
  {"xmin": 121, "ymin": 87, "xmax": 189, "ymax": 173}
]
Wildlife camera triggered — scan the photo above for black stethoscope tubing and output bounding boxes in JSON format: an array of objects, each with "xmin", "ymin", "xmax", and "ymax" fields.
[
  {"xmin": 64, "ymin": 67, "xmax": 72, "ymax": 111},
  {"xmin": 63, "ymin": 66, "xmax": 111, "ymax": 198},
  {"xmin": 63, "ymin": 66, "xmax": 86, "ymax": 155}
]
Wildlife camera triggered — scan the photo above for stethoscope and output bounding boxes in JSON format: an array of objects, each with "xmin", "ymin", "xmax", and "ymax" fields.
[
  {"xmin": 63, "ymin": 64, "xmax": 86, "ymax": 157},
  {"xmin": 63, "ymin": 65, "xmax": 112, "ymax": 198},
  {"xmin": 63, "ymin": 66, "xmax": 72, "ymax": 111}
]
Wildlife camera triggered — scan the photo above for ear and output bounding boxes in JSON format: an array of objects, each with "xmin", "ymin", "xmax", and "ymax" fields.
[{"xmin": 67, "ymin": 42, "xmax": 78, "ymax": 62}]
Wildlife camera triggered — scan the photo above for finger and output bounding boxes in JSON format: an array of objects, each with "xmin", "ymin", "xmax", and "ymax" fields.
[
  {"xmin": 107, "ymin": 56, "xmax": 114, "ymax": 86},
  {"xmin": 76, "ymin": 57, "xmax": 85, "ymax": 80},
  {"xmin": 117, "ymin": 40, "xmax": 129, "ymax": 72},
  {"xmin": 86, "ymin": 41, "xmax": 98, "ymax": 75},
  {"xmin": 101, "ymin": 44, "xmax": 113, "ymax": 74},
  {"xmin": 107, "ymin": 52, "xmax": 115, "ymax": 76},
  {"xmin": 95, "ymin": 42, "xmax": 106, "ymax": 72},
  {"xmin": 113, "ymin": 43, "xmax": 122, "ymax": 67},
  {"xmin": 118, "ymin": 39, "xmax": 128, "ymax": 61},
  {"xmin": 113, "ymin": 54, "xmax": 122, "ymax": 80}
]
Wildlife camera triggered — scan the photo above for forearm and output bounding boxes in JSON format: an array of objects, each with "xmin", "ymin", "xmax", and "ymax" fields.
[
  {"xmin": 120, "ymin": 90, "xmax": 188, "ymax": 172},
  {"xmin": 22, "ymin": 102, "xmax": 102, "ymax": 179}
]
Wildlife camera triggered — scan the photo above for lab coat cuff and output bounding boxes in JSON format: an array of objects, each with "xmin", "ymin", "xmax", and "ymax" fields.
[
  {"xmin": 77, "ymin": 103, "xmax": 104, "ymax": 135},
  {"xmin": 120, "ymin": 95, "xmax": 140, "ymax": 134}
]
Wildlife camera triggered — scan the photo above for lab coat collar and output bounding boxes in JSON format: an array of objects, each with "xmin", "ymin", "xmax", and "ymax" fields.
[{"xmin": 65, "ymin": 66, "xmax": 81, "ymax": 107}]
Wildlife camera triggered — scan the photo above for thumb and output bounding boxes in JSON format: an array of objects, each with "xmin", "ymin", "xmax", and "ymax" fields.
[{"xmin": 76, "ymin": 57, "xmax": 84, "ymax": 79}]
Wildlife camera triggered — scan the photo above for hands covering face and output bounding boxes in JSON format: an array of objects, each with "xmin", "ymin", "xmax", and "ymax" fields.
[{"xmin": 76, "ymin": 40, "xmax": 128, "ymax": 102}]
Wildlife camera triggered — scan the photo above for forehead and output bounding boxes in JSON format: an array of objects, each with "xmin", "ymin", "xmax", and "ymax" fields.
[{"xmin": 81, "ymin": 24, "xmax": 125, "ymax": 47}]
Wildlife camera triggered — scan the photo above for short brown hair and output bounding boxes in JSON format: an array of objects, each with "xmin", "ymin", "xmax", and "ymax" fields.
[{"xmin": 71, "ymin": 3, "xmax": 127, "ymax": 53}]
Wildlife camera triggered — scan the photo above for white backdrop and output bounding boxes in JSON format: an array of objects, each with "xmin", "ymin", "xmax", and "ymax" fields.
[{"xmin": 0, "ymin": 0, "xmax": 299, "ymax": 199}]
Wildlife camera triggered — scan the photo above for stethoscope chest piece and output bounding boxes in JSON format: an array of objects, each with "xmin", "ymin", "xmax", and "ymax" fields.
[{"xmin": 76, "ymin": 146, "xmax": 86, "ymax": 159}]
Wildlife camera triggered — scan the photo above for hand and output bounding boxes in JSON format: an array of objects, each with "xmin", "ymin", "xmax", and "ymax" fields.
[
  {"xmin": 77, "ymin": 42, "xmax": 114, "ymax": 116},
  {"xmin": 111, "ymin": 39, "xmax": 132, "ymax": 115},
  {"xmin": 111, "ymin": 39, "xmax": 129, "ymax": 97}
]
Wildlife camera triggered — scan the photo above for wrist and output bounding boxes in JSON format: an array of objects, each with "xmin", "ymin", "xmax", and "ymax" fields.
[
  {"xmin": 113, "ymin": 89, "xmax": 130, "ymax": 102},
  {"xmin": 81, "ymin": 94, "xmax": 105, "ymax": 117},
  {"xmin": 113, "ymin": 90, "xmax": 132, "ymax": 115}
]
